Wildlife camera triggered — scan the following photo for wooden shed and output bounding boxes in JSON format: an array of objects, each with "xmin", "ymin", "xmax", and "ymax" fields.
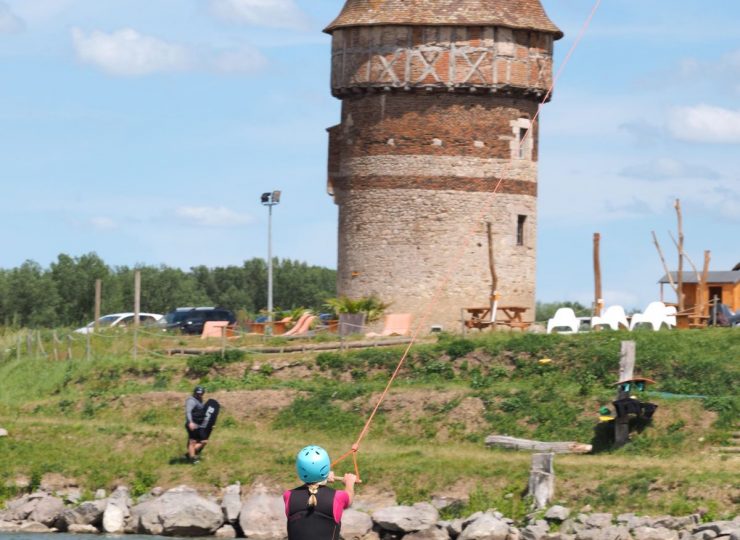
[{"xmin": 659, "ymin": 269, "xmax": 740, "ymax": 312}]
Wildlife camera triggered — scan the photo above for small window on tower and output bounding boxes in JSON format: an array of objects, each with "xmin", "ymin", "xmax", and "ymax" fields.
[
  {"xmin": 518, "ymin": 127, "xmax": 528, "ymax": 159},
  {"xmin": 517, "ymin": 215, "xmax": 526, "ymax": 246}
]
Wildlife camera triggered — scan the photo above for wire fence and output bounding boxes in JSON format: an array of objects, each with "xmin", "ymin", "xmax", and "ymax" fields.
[{"xmin": 0, "ymin": 319, "xmax": 413, "ymax": 363}]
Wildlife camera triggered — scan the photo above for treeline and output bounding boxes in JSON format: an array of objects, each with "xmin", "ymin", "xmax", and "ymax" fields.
[{"xmin": 0, "ymin": 253, "xmax": 337, "ymax": 328}]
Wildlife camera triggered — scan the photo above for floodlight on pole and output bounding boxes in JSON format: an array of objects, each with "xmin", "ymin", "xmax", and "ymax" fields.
[{"xmin": 261, "ymin": 191, "xmax": 281, "ymax": 330}]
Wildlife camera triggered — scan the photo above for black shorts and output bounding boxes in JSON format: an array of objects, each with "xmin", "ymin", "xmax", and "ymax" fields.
[{"xmin": 185, "ymin": 423, "xmax": 208, "ymax": 441}]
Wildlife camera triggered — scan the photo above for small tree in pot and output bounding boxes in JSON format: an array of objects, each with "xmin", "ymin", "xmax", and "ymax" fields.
[{"xmin": 324, "ymin": 296, "xmax": 390, "ymax": 337}]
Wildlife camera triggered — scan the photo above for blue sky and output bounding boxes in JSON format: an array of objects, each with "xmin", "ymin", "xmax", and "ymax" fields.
[{"xmin": 0, "ymin": 0, "xmax": 738, "ymax": 311}]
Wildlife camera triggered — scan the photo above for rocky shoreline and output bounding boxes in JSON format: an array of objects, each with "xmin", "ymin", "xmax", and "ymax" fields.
[{"xmin": 0, "ymin": 484, "xmax": 737, "ymax": 540}]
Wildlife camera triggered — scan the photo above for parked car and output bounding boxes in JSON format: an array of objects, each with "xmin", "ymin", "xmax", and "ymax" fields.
[
  {"xmin": 158, "ymin": 307, "xmax": 236, "ymax": 335},
  {"xmin": 75, "ymin": 312, "xmax": 163, "ymax": 334}
]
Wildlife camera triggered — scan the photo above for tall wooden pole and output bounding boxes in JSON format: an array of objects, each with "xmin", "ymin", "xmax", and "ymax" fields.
[
  {"xmin": 652, "ymin": 231, "xmax": 677, "ymax": 297},
  {"xmin": 133, "ymin": 270, "xmax": 141, "ymax": 360},
  {"xmin": 94, "ymin": 279, "xmax": 102, "ymax": 332},
  {"xmin": 487, "ymin": 222, "xmax": 499, "ymax": 324},
  {"xmin": 675, "ymin": 199, "xmax": 684, "ymax": 311},
  {"xmin": 698, "ymin": 251, "xmax": 711, "ymax": 318},
  {"xmin": 593, "ymin": 233, "xmax": 603, "ymax": 316}
]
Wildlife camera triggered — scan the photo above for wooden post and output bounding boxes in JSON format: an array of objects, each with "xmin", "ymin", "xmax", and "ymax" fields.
[
  {"xmin": 698, "ymin": 251, "xmax": 711, "ymax": 319},
  {"xmin": 593, "ymin": 233, "xmax": 603, "ymax": 316},
  {"xmin": 615, "ymin": 341, "xmax": 636, "ymax": 447},
  {"xmin": 675, "ymin": 199, "xmax": 684, "ymax": 312},
  {"xmin": 36, "ymin": 331, "xmax": 47, "ymax": 358},
  {"xmin": 67, "ymin": 335, "xmax": 73, "ymax": 360},
  {"xmin": 27, "ymin": 333, "xmax": 33, "ymax": 357},
  {"xmin": 86, "ymin": 330, "xmax": 91, "ymax": 361},
  {"xmin": 221, "ymin": 326, "xmax": 227, "ymax": 359},
  {"xmin": 16, "ymin": 334, "xmax": 21, "ymax": 362},
  {"xmin": 486, "ymin": 222, "xmax": 499, "ymax": 324},
  {"xmin": 527, "ymin": 453, "xmax": 555, "ymax": 509},
  {"xmin": 652, "ymin": 231, "xmax": 677, "ymax": 297},
  {"xmin": 94, "ymin": 279, "xmax": 102, "ymax": 332},
  {"xmin": 133, "ymin": 270, "xmax": 141, "ymax": 361},
  {"xmin": 52, "ymin": 330, "xmax": 59, "ymax": 361}
]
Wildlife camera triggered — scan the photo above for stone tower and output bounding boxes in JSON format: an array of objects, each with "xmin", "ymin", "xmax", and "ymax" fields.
[{"xmin": 325, "ymin": 0, "xmax": 562, "ymax": 331}]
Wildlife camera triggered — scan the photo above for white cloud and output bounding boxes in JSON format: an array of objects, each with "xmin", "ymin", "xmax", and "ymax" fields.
[
  {"xmin": 212, "ymin": 46, "xmax": 267, "ymax": 74},
  {"xmin": 620, "ymin": 158, "xmax": 720, "ymax": 181},
  {"xmin": 0, "ymin": 1, "xmax": 24, "ymax": 33},
  {"xmin": 71, "ymin": 28, "xmax": 191, "ymax": 76},
  {"xmin": 90, "ymin": 216, "xmax": 117, "ymax": 230},
  {"xmin": 70, "ymin": 28, "xmax": 268, "ymax": 77},
  {"xmin": 176, "ymin": 206, "xmax": 253, "ymax": 227},
  {"xmin": 209, "ymin": 0, "xmax": 309, "ymax": 29},
  {"xmin": 668, "ymin": 104, "xmax": 740, "ymax": 143}
]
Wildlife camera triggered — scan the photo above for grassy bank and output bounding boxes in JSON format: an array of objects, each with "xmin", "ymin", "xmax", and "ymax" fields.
[{"xmin": 0, "ymin": 329, "xmax": 738, "ymax": 519}]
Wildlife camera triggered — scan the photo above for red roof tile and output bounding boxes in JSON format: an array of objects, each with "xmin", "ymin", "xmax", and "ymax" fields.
[{"xmin": 325, "ymin": 0, "xmax": 563, "ymax": 38}]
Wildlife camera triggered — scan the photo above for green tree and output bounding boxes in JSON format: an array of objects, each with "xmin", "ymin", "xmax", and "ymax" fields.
[{"xmin": 50, "ymin": 253, "xmax": 109, "ymax": 326}]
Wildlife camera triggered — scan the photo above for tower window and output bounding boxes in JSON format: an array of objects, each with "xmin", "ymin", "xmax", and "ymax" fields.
[
  {"xmin": 517, "ymin": 215, "xmax": 526, "ymax": 246},
  {"xmin": 518, "ymin": 128, "xmax": 530, "ymax": 159}
]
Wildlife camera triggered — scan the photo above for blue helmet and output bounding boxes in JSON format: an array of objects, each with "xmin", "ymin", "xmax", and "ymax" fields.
[{"xmin": 295, "ymin": 445, "xmax": 331, "ymax": 484}]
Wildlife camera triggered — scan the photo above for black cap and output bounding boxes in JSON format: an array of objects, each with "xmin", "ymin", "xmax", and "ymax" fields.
[{"xmin": 194, "ymin": 386, "xmax": 205, "ymax": 395}]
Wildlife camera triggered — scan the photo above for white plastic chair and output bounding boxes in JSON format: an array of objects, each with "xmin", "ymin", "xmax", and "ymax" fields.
[
  {"xmin": 591, "ymin": 305, "xmax": 629, "ymax": 331},
  {"xmin": 629, "ymin": 301, "xmax": 673, "ymax": 331},
  {"xmin": 546, "ymin": 308, "xmax": 580, "ymax": 334}
]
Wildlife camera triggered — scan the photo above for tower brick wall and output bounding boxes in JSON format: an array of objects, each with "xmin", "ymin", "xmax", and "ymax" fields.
[{"xmin": 326, "ymin": 1, "xmax": 561, "ymax": 332}]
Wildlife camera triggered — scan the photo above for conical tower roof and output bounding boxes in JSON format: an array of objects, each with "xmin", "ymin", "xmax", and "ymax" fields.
[{"xmin": 325, "ymin": 0, "xmax": 562, "ymax": 38}]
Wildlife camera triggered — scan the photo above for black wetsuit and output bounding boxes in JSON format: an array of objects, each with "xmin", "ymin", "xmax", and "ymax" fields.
[{"xmin": 287, "ymin": 485, "xmax": 340, "ymax": 540}]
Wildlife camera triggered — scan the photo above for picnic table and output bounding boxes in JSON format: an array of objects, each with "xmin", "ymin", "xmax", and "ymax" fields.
[
  {"xmin": 497, "ymin": 306, "xmax": 530, "ymax": 330},
  {"xmin": 462, "ymin": 306, "xmax": 531, "ymax": 332}
]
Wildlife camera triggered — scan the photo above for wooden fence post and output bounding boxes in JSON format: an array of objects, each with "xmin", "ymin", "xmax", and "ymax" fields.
[
  {"xmin": 528, "ymin": 453, "xmax": 555, "ymax": 509},
  {"xmin": 16, "ymin": 334, "xmax": 21, "ymax": 361},
  {"xmin": 615, "ymin": 341, "xmax": 636, "ymax": 447},
  {"xmin": 67, "ymin": 335, "xmax": 73, "ymax": 360}
]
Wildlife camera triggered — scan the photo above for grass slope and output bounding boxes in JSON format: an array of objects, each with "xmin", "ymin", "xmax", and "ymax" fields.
[{"xmin": 0, "ymin": 329, "xmax": 738, "ymax": 519}]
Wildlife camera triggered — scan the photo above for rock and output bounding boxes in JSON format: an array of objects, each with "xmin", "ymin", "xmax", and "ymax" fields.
[
  {"xmin": 693, "ymin": 524, "xmax": 738, "ymax": 538},
  {"xmin": 103, "ymin": 487, "xmax": 132, "ymax": 534},
  {"xmin": 372, "ymin": 503, "xmax": 439, "ymax": 533},
  {"xmin": 581, "ymin": 506, "xmax": 593, "ymax": 514},
  {"xmin": 546, "ymin": 506, "xmax": 572, "ymax": 522},
  {"xmin": 131, "ymin": 485, "xmax": 224, "ymax": 537},
  {"xmin": 649, "ymin": 517, "xmax": 700, "ymax": 531},
  {"xmin": 459, "ymin": 514, "xmax": 510, "ymax": 540},
  {"xmin": 68, "ymin": 524, "xmax": 101, "ymax": 534},
  {"xmin": 4, "ymin": 492, "xmax": 45, "ymax": 521},
  {"xmin": 584, "ymin": 515, "xmax": 615, "ymax": 530},
  {"xmin": 405, "ymin": 525, "xmax": 452, "ymax": 539},
  {"xmin": 447, "ymin": 518, "xmax": 465, "ymax": 537},
  {"xmin": 222, "ymin": 483, "xmax": 242, "ymax": 523},
  {"xmin": 0, "ymin": 428, "xmax": 8, "ymax": 437},
  {"xmin": 151, "ymin": 487, "xmax": 164, "ymax": 497},
  {"xmin": 522, "ymin": 524, "xmax": 550, "ymax": 540},
  {"xmin": 361, "ymin": 533, "xmax": 381, "ymax": 540},
  {"xmin": 28, "ymin": 494, "xmax": 65, "ymax": 527},
  {"xmin": 61, "ymin": 500, "xmax": 107, "ymax": 529},
  {"xmin": 215, "ymin": 524, "xmax": 237, "ymax": 538},
  {"xmin": 238, "ymin": 492, "xmax": 286, "ymax": 540},
  {"xmin": 341, "ymin": 508, "xmax": 373, "ymax": 540},
  {"xmin": 693, "ymin": 531, "xmax": 717, "ymax": 540},
  {"xmin": 576, "ymin": 526, "xmax": 632, "ymax": 540},
  {"xmin": 63, "ymin": 489, "xmax": 83, "ymax": 505},
  {"xmin": 19, "ymin": 521, "xmax": 53, "ymax": 533},
  {"xmin": 633, "ymin": 527, "xmax": 679, "ymax": 540},
  {"xmin": 95, "ymin": 489, "xmax": 107, "ymax": 500},
  {"xmin": 432, "ymin": 495, "xmax": 467, "ymax": 511}
]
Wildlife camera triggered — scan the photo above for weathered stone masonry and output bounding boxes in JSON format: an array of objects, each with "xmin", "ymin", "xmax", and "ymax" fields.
[{"xmin": 325, "ymin": 1, "xmax": 562, "ymax": 331}]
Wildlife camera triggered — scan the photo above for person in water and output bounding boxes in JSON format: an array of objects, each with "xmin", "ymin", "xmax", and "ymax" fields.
[
  {"xmin": 283, "ymin": 445, "xmax": 357, "ymax": 540},
  {"xmin": 184, "ymin": 385, "xmax": 208, "ymax": 463}
]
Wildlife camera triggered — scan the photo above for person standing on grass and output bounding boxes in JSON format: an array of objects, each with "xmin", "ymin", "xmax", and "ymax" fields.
[
  {"xmin": 283, "ymin": 445, "xmax": 357, "ymax": 540},
  {"xmin": 184, "ymin": 385, "xmax": 207, "ymax": 463}
]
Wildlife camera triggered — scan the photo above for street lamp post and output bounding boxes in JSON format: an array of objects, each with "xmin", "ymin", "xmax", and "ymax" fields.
[{"xmin": 261, "ymin": 191, "xmax": 281, "ymax": 331}]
